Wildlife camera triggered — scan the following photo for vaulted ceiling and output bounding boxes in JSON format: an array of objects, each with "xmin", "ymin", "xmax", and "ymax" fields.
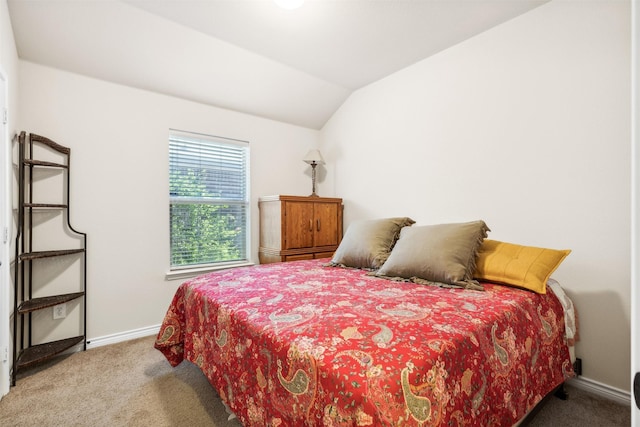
[{"xmin": 7, "ymin": 0, "xmax": 548, "ymax": 129}]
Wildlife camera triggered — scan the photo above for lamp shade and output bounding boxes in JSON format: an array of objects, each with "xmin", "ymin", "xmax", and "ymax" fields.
[{"xmin": 303, "ymin": 149, "xmax": 325, "ymax": 165}]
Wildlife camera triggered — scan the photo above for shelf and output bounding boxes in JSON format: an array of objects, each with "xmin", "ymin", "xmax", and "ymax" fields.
[
  {"xmin": 16, "ymin": 336, "xmax": 85, "ymax": 370},
  {"xmin": 23, "ymin": 159, "xmax": 68, "ymax": 169},
  {"xmin": 24, "ymin": 203, "xmax": 68, "ymax": 209},
  {"xmin": 19, "ymin": 248, "xmax": 85, "ymax": 261},
  {"xmin": 17, "ymin": 292, "xmax": 85, "ymax": 314}
]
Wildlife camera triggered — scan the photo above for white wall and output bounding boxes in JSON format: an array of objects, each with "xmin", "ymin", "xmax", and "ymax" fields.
[
  {"xmin": 17, "ymin": 61, "xmax": 320, "ymax": 341},
  {"xmin": 631, "ymin": 0, "xmax": 639, "ymax": 420},
  {"xmin": 632, "ymin": 0, "xmax": 639, "ymax": 419},
  {"xmin": 0, "ymin": 0, "xmax": 17, "ymax": 117},
  {"xmin": 322, "ymin": 0, "xmax": 631, "ymax": 392},
  {"xmin": 0, "ymin": 0, "xmax": 18, "ymax": 255},
  {"xmin": 0, "ymin": 0, "xmax": 18, "ymax": 399}
]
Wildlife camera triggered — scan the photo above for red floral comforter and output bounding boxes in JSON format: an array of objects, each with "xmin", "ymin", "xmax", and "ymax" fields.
[{"xmin": 155, "ymin": 259, "xmax": 573, "ymax": 426}]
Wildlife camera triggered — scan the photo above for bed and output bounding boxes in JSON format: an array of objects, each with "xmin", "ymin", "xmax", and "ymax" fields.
[{"xmin": 155, "ymin": 218, "xmax": 576, "ymax": 426}]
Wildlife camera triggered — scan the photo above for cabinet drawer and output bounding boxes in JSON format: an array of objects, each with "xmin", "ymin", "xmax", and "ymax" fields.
[
  {"xmin": 314, "ymin": 251, "xmax": 335, "ymax": 259},
  {"xmin": 284, "ymin": 253, "xmax": 314, "ymax": 262}
]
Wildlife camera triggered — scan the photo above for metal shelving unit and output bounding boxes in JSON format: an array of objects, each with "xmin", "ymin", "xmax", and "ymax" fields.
[{"xmin": 12, "ymin": 132, "xmax": 87, "ymax": 385}]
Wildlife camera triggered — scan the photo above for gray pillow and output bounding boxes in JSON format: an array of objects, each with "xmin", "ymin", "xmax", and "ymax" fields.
[
  {"xmin": 375, "ymin": 220, "xmax": 490, "ymax": 289},
  {"xmin": 330, "ymin": 217, "xmax": 415, "ymax": 269}
]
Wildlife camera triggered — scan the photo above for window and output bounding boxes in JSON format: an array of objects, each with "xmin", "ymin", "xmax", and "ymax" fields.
[{"xmin": 169, "ymin": 130, "xmax": 250, "ymax": 271}]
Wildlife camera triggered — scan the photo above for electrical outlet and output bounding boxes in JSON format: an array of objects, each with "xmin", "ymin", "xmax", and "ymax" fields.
[{"xmin": 53, "ymin": 303, "xmax": 66, "ymax": 319}]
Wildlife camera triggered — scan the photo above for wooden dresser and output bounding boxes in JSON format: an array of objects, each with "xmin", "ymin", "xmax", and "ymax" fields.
[{"xmin": 259, "ymin": 195, "xmax": 343, "ymax": 264}]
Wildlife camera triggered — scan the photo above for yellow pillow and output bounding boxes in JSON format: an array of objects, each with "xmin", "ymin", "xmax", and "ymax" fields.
[{"xmin": 474, "ymin": 239, "xmax": 570, "ymax": 294}]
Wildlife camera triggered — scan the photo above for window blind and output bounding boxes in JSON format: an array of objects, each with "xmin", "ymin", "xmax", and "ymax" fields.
[{"xmin": 169, "ymin": 130, "xmax": 249, "ymax": 269}]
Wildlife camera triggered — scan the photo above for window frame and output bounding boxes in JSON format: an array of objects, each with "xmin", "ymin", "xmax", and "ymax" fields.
[{"xmin": 166, "ymin": 129, "xmax": 252, "ymax": 280}]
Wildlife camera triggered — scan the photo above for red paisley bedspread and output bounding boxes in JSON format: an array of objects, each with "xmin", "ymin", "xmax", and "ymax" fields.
[{"xmin": 155, "ymin": 259, "xmax": 573, "ymax": 426}]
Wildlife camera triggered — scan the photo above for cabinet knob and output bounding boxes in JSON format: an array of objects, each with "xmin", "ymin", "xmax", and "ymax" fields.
[{"xmin": 316, "ymin": 219, "xmax": 321, "ymax": 231}]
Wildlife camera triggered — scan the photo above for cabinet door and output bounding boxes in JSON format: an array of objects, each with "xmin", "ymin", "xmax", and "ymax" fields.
[
  {"xmin": 313, "ymin": 202, "xmax": 340, "ymax": 247},
  {"xmin": 284, "ymin": 201, "xmax": 314, "ymax": 249}
]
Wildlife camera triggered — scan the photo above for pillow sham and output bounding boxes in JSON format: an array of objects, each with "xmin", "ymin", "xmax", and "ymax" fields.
[
  {"xmin": 474, "ymin": 239, "xmax": 570, "ymax": 294},
  {"xmin": 375, "ymin": 220, "xmax": 490, "ymax": 290},
  {"xmin": 329, "ymin": 217, "xmax": 415, "ymax": 269}
]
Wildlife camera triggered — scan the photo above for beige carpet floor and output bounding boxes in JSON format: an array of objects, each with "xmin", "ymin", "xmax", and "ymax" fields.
[
  {"xmin": 0, "ymin": 336, "xmax": 631, "ymax": 426},
  {"xmin": 1, "ymin": 336, "xmax": 240, "ymax": 427}
]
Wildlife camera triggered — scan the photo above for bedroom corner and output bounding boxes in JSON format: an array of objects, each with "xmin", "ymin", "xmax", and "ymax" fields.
[{"xmin": 321, "ymin": 0, "xmax": 632, "ymax": 396}]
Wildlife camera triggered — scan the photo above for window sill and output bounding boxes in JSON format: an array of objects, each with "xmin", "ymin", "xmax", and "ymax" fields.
[{"xmin": 165, "ymin": 261, "xmax": 255, "ymax": 281}]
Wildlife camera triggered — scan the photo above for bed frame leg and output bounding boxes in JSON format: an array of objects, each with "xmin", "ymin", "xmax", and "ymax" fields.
[{"xmin": 554, "ymin": 383, "xmax": 569, "ymax": 400}]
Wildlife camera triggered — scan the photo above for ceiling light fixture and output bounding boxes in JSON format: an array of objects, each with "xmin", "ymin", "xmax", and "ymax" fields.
[{"xmin": 274, "ymin": 0, "xmax": 305, "ymax": 10}]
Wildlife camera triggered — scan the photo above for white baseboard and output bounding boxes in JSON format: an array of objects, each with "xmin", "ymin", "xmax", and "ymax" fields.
[
  {"xmin": 568, "ymin": 376, "xmax": 631, "ymax": 406},
  {"xmin": 86, "ymin": 325, "xmax": 160, "ymax": 349}
]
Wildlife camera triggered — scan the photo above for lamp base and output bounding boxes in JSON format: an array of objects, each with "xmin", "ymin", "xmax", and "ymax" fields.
[{"xmin": 309, "ymin": 163, "xmax": 319, "ymax": 197}]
